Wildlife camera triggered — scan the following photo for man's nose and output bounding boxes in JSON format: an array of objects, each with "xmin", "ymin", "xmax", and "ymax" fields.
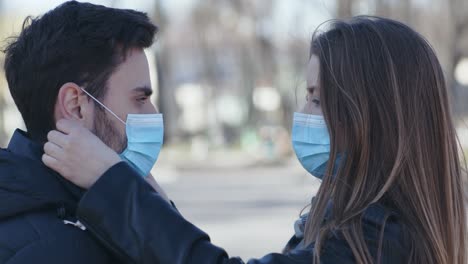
[{"xmin": 145, "ymin": 102, "xmax": 158, "ymax": 114}]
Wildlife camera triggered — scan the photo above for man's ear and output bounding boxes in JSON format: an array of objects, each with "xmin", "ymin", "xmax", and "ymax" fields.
[{"xmin": 55, "ymin": 83, "xmax": 92, "ymax": 123}]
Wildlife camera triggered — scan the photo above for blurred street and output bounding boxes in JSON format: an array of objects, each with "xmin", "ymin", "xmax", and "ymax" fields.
[{"xmin": 154, "ymin": 156, "xmax": 321, "ymax": 260}]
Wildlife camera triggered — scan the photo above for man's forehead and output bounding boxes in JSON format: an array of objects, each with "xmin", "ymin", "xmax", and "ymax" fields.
[{"xmin": 106, "ymin": 49, "xmax": 151, "ymax": 93}]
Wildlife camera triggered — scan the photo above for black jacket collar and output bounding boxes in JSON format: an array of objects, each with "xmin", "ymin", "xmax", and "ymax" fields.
[{"xmin": 0, "ymin": 129, "xmax": 84, "ymax": 219}]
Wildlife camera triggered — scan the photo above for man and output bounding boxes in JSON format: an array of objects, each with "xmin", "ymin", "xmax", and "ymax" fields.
[{"xmin": 0, "ymin": 1, "xmax": 159, "ymax": 263}]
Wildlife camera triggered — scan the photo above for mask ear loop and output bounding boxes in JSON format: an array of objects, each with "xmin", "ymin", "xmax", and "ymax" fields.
[{"xmin": 80, "ymin": 87, "xmax": 126, "ymax": 125}]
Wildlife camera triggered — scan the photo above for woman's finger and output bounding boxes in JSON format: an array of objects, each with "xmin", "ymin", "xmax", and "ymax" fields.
[
  {"xmin": 55, "ymin": 119, "xmax": 76, "ymax": 134},
  {"xmin": 41, "ymin": 153, "xmax": 61, "ymax": 173},
  {"xmin": 44, "ymin": 141, "xmax": 64, "ymax": 160},
  {"xmin": 47, "ymin": 130, "xmax": 68, "ymax": 148}
]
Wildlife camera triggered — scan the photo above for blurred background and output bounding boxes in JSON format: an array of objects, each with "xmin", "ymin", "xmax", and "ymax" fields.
[{"xmin": 0, "ymin": 0, "xmax": 467, "ymax": 260}]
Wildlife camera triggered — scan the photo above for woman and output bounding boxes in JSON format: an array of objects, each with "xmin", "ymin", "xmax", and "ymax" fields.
[{"xmin": 43, "ymin": 16, "xmax": 467, "ymax": 263}]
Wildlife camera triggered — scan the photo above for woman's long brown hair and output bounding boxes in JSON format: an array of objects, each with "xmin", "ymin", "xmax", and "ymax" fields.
[{"xmin": 304, "ymin": 17, "xmax": 467, "ymax": 264}]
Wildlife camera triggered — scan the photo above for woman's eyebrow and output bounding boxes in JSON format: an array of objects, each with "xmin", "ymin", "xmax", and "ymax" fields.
[{"xmin": 307, "ymin": 85, "xmax": 316, "ymax": 93}]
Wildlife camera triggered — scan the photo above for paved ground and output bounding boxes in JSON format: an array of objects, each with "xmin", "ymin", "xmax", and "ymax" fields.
[{"xmin": 153, "ymin": 160, "xmax": 321, "ymax": 260}]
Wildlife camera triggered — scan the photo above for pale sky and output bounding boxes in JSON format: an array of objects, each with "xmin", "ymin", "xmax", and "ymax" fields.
[
  {"xmin": 1, "ymin": 0, "xmax": 330, "ymax": 37},
  {"xmin": 3, "ymin": 0, "xmax": 195, "ymax": 17}
]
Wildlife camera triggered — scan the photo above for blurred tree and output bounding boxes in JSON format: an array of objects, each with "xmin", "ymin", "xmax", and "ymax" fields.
[
  {"xmin": 337, "ymin": 0, "xmax": 468, "ymax": 115},
  {"xmin": 337, "ymin": 0, "xmax": 353, "ymax": 18},
  {"xmin": 186, "ymin": 0, "xmax": 279, "ymax": 144},
  {"xmin": 229, "ymin": 0, "xmax": 277, "ymax": 126},
  {"xmin": 151, "ymin": 0, "xmax": 179, "ymax": 143},
  {"xmin": 374, "ymin": 0, "xmax": 412, "ymax": 22},
  {"xmin": 0, "ymin": 0, "xmax": 7, "ymax": 146},
  {"xmin": 448, "ymin": 0, "xmax": 468, "ymax": 115}
]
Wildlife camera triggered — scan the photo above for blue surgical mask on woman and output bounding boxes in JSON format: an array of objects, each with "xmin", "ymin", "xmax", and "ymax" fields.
[
  {"xmin": 291, "ymin": 112, "xmax": 331, "ymax": 179},
  {"xmin": 81, "ymin": 88, "xmax": 163, "ymax": 178}
]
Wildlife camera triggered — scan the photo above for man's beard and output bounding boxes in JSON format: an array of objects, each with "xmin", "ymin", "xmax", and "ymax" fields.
[{"xmin": 93, "ymin": 106, "xmax": 127, "ymax": 153}]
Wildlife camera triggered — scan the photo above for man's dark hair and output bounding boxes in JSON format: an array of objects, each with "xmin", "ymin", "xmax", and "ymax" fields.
[{"xmin": 3, "ymin": 1, "xmax": 157, "ymax": 142}]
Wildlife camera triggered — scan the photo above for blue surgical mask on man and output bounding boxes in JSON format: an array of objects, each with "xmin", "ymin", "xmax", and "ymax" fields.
[
  {"xmin": 291, "ymin": 112, "xmax": 330, "ymax": 179},
  {"xmin": 81, "ymin": 88, "xmax": 163, "ymax": 177}
]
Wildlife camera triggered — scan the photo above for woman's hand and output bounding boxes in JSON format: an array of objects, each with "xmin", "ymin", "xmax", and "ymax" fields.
[{"xmin": 42, "ymin": 119, "xmax": 121, "ymax": 189}]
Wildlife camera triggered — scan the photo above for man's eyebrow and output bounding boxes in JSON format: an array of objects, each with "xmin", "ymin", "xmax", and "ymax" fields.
[{"xmin": 132, "ymin": 86, "xmax": 153, "ymax": 96}]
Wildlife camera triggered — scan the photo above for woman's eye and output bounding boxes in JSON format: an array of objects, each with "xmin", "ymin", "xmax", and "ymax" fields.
[
  {"xmin": 312, "ymin": 98, "xmax": 320, "ymax": 106},
  {"xmin": 306, "ymin": 87, "xmax": 315, "ymax": 103}
]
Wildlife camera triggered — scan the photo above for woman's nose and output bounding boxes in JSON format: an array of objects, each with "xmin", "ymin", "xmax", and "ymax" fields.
[{"xmin": 301, "ymin": 101, "xmax": 322, "ymax": 115}]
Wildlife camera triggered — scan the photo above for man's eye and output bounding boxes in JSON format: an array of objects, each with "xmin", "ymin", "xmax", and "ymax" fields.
[{"xmin": 137, "ymin": 97, "xmax": 148, "ymax": 103}]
